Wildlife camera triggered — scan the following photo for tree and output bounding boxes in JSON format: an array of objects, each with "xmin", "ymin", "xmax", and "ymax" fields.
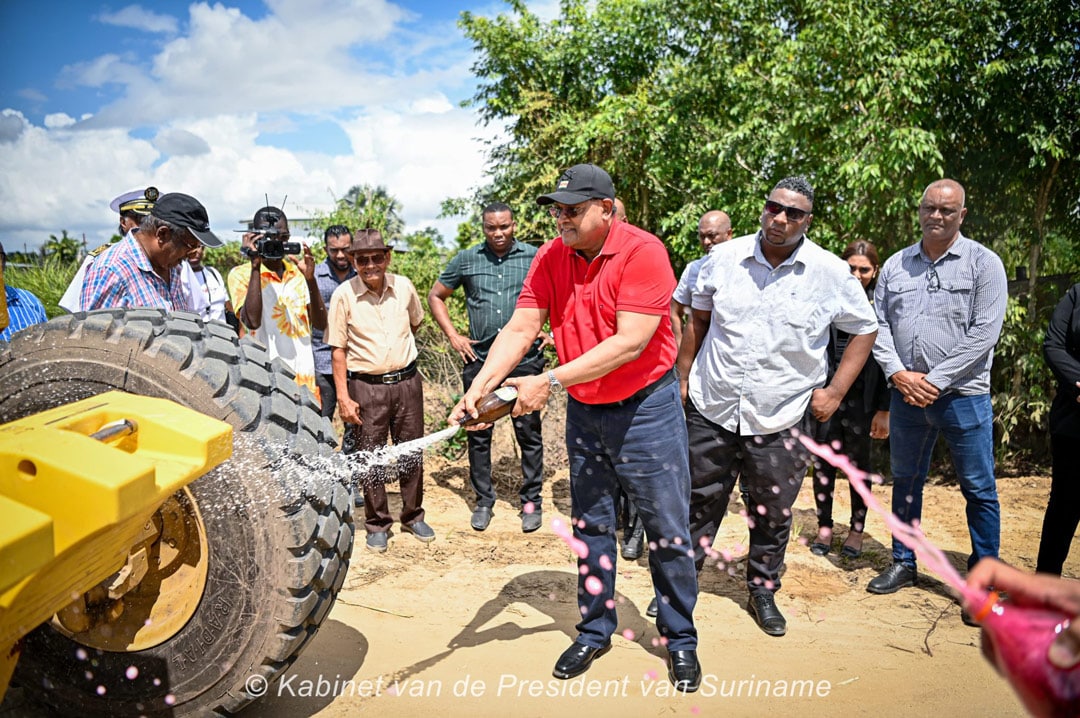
[
  {"xmin": 42, "ymin": 230, "xmax": 81, "ymax": 263},
  {"xmin": 336, "ymin": 184, "xmax": 406, "ymax": 242},
  {"xmin": 460, "ymin": 0, "xmax": 1079, "ymax": 463}
]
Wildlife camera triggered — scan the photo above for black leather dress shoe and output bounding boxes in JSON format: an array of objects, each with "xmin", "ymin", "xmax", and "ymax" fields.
[
  {"xmin": 867, "ymin": 563, "xmax": 918, "ymax": 595},
  {"xmin": 646, "ymin": 597, "xmax": 658, "ymax": 618},
  {"xmin": 747, "ymin": 592, "xmax": 787, "ymax": 636},
  {"xmin": 667, "ymin": 650, "xmax": 701, "ymax": 692},
  {"xmin": 471, "ymin": 506, "xmax": 493, "ymax": 531},
  {"xmin": 521, "ymin": 510, "xmax": 542, "ymax": 533},
  {"xmin": 552, "ymin": 641, "xmax": 611, "ymax": 679}
]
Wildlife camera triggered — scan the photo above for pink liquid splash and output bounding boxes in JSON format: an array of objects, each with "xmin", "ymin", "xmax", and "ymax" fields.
[
  {"xmin": 797, "ymin": 431, "xmax": 1080, "ymax": 717},
  {"xmin": 794, "ymin": 431, "xmax": 974, "ymax": 601},
  {"xmin": 551, "ymin": 518, "xmax": 589, "ymax": 559}
]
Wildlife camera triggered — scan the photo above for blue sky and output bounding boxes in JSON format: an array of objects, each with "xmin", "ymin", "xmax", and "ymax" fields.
[{"xmin": 0, "ymin": 0, "xmax": 553, "ymax": 253}]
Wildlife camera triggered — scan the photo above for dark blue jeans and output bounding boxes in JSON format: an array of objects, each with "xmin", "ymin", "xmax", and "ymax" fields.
[
  {"xmin": 888, "ymin": 390, "xmax": 999, "ymax": 570},
  {"xmin": 566, "ymin": 380, "xmax": 698, "ymax": 651},
  {"xmin": 463, "ymin": 358, "xmax": 544, "ymax": 510}
]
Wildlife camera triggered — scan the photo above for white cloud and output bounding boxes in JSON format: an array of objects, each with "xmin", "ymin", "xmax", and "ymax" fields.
[
  {"xmin": 96, "ymin": 5, "xmax": 179, "ymax": 35},
  {"xmin": 409, "ymin": 95, "xmax": 454, "ymax": 114},
  {"xmin": 17, "ymin": 88, "xmax": 47, "ymax": 103},
  {"xmin": 78, "ymin": 0, "xmax": 429, "ymax": 128},
  {"xmin": 0, "ymin": 111, "xmax": 28, "ymax": 143},
  {"xmin": 44, "ymin": 113, "xmax": 77, "ymax": 129},
  {"xmin": 0, "ymin": 106, "xmax": 498, "ymax": 253},
  {"xmin": 0, "ymin": 0, "xmax": 508, "ymax": 253},
  {"xmin": 153, "ymin": 128, "xmax": 211, "ymax": 156}
]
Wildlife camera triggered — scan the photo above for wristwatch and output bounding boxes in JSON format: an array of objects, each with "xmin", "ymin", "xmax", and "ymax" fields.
[{"xmin": 547, "ymin": 370, "xmax": 564, "ymax": 394}]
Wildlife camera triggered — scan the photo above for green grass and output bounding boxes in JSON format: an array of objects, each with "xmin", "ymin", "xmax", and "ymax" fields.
[{"xmin": 6, "ymin": 258, "xmax": 80, "ymax": 319}]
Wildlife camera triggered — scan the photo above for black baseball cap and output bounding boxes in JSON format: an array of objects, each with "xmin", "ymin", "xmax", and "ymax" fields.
[
  {"xmin": 151, "ymin": 193, "xmax": 223, "ymax": 248},
  {"xmin": 536, "ymin": 164, "xmax": 616, "ymax": 205}
]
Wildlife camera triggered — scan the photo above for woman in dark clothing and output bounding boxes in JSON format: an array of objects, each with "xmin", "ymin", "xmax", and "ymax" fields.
[
  {"xmin": 1036, "ymin": 282, "xmax": 1080, "ymax": 574},
  {"xmin": 811, "ymin": 241, "xmax": 891, "ymax": 558}
]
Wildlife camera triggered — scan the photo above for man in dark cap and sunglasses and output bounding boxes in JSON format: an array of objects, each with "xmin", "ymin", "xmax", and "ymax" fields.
[
  {"xmin": 678, "ymin": 176, "xmax": 878, "ymax": 638},
  {"xmin": 61, "ymin": 186, "xmax": 199, "ymax": 313},
  {"xmin": 81, "ymin": 192, "xmax": 223, "ymax": 311},
  {"xmin": 451, "ymin": 163, "xmax": 703, "ymax": 692}
]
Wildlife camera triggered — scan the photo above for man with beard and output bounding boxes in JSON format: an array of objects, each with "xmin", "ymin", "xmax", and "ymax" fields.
[
  {"xmin": 313, "ymin": 225, "xmax": 358, "ymax": 418},
  {"xmin": 451, "ymin": 164, "xmax": 702, "ymax": 692},
  {"xmin": 428, "ymin": 202, "xmax": 546, "ymax": 533},
  {"xmin": 678, "ymin": 176, "xmax": 877, "ymax": 637}
]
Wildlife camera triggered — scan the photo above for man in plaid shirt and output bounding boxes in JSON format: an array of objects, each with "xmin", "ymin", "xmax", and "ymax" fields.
[{"xmin": 81, "ymin": 193, "xmax": 223, "ymax": 311}]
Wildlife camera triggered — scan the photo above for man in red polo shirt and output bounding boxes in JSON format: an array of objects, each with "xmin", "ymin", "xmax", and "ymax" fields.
[{"xmin": 452, "ymin": 164, "xmax": 701, "ymax": 692}]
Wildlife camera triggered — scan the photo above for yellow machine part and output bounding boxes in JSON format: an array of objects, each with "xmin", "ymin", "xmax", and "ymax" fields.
[{"xmin": 0, "ymin": 391, "xmax": 232, "ymax": 695}]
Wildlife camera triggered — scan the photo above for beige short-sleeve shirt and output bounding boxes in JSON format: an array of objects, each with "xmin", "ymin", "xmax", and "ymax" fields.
[{"xmin": 327, "ymin": 273, "xmax": 423, "ymax": 374}]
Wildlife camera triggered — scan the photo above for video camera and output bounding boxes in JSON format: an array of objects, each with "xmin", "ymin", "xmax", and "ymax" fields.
[
  {"xmin": 243, "ymin": 227, "xmax": 301, "ymax": 260},
  {"xmin": 238, "ymin": 207, "xmax": 301, "ymax": 260}
]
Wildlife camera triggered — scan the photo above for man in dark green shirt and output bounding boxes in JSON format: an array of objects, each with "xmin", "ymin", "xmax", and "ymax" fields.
[{"xmin": 428, "ymin": 202, "xmax": 548, "ymax": 533}]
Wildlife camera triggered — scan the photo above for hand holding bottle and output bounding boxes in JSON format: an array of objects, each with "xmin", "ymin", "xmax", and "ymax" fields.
[
  {"xmin": 964, "ymin": 558, "xmax": 1080, "ymax": 717},
  {"xmin": 458, "ymin": 386, "xmax": 518, "ymax": 428},
  {"xmin": 967, "ymin": 558, "xmax": 1080, "ymax": 669}
]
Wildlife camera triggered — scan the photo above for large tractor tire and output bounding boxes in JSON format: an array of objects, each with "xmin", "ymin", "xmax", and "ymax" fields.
[{"xmin": 0, "ymin": 309, "xmax": 354, "ymax": 716}]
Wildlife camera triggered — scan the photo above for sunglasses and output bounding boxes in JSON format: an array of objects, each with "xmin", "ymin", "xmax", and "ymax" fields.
[
  {"xmin": 763, "ymin": 200, "xmax": 810, "ymax": 222},
  {"xmin": 353, "ymin": 252, "xmax": 388, "ymax": 266},
  {"xmin": 927, "ymin": 265, "xmax": 941, "ymax": 293},
  {"xmin": 548, "ymin": 201, "xmax": 595, "ymax": 220}
]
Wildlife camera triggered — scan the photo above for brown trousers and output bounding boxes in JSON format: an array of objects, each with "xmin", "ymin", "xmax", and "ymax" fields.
[{"xmin": 346, "ymin": 372, "xmax": 425, "ymax": 533}]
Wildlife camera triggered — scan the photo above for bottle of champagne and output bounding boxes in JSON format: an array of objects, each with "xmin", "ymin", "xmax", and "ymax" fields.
[
  {"xmin": 971, "ymin": 591, "xmax": 1080, "ymax": 717},
  {"xmin": 460, "ymin": 386, "xmax": 518, "ymax": 427}
]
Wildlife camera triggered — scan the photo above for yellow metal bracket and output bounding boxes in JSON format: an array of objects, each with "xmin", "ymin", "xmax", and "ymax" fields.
[{"xmin": 0, "ymin": 391, "xmax": 232, "ymax": 696}]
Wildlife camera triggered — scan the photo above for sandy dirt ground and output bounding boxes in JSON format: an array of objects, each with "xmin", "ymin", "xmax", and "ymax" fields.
[{"xmin": 246, "ymin": 401, "xmax": 1076, "ymax": 718}]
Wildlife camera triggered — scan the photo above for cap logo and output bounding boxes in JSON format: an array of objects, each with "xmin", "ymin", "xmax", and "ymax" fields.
[{"xmin": 558, "ymin": 180, "xmax": 570, "ymax": 189}]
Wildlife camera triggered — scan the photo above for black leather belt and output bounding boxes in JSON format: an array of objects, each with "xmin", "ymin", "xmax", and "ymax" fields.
[
  {"xmin": 599, "ymin": 368, "xmax": 676, "ymax": 407},
  {"xmin": 348, "ymin": 361, "xmax": 417, "ymax": 385}
]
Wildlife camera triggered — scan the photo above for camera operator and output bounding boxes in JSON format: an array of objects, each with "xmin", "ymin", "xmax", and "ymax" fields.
[{"xmin": 226, "ymin": 205, "xmax": 327, "ymax": 400}]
